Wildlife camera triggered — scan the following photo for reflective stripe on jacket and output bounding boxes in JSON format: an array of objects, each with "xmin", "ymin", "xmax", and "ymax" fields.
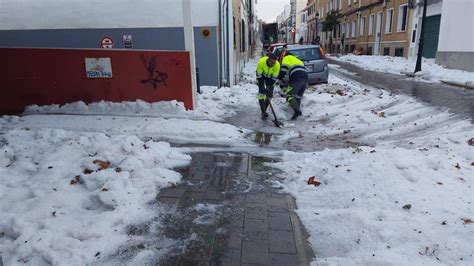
[{"xmin": 279, "ymin": 55, "xmax": 306, "ymax": 81}]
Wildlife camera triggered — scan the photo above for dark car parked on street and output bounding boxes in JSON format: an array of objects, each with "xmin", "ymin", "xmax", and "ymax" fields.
[{"xmin": 274, "ymin": 44, "xmax": 329, "ymax": 84}]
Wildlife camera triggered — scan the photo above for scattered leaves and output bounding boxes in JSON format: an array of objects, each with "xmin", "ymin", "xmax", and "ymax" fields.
[
  {"xmin": 402, "ymin": 204, "xmax": 412, "ymax": 210},
  {"xmin": 343, "ymin": 129, "xmax": 351, "ymax": 134},
  {"xmin": 307, "ymin": 176, "xmax": 321, "ymax": 187},
  {"xmin": 462, "ymin": 218, "xmax": 473, "ymax": 225},
  {"xmin": 378, "ymin": 112, "xmax": 385, "ymax": 118},
  {"xmin": 101, "ymin": 188, "xmax": 109, "ymax": 192},
  {"xmin": 93, "ymin": 160, "xmax": 110, "ymax": 171}
]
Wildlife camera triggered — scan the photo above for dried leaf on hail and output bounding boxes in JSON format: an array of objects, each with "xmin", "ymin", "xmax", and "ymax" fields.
[
  {"xmin": 307, "ymin": 176, "xmax": 321, "ymax": 187},
  {"xmin": 93, "ymin": 159, "xmax": 110, "ymax": 170}
]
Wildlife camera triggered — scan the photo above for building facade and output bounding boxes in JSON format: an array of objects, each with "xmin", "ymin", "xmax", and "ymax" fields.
[{"xmin": 313, "ymin": 0, "xmax": 415, "ymax": 57}]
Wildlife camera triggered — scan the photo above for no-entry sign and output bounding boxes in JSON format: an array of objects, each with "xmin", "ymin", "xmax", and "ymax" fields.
[{"xmin": 100, "ymin": 37, "xmax": 114, "ymax": 49}]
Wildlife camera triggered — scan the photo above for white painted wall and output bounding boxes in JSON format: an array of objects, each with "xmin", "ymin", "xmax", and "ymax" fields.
[
  {"xmin": 437, "ymin": 0, "xmax": 474, "ymax": 52},
  {"xmin": 408, "ymin": 0, "xmax": 444, "ymax": 60},
  {"xmin": 0, "ymin": 0, "xmax": 219, "ymax": 30},
  {"xmin": 295, "ymin": 0, "xmax": 307, "ymax": 41}
]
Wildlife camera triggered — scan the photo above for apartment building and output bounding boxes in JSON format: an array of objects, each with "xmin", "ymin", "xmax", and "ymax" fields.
[
  {"xmin": 314, "ymin": 0, "xmax": 414, "ymax": 57},
  {"xmin": 232, "ymin": 0, "xmax": 257, "ymax": 83}
]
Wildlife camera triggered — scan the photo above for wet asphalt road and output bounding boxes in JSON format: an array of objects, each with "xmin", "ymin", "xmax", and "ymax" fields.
[{"xmin": 329, "ymin": 59, "xmax": 474, "ymax": 123}]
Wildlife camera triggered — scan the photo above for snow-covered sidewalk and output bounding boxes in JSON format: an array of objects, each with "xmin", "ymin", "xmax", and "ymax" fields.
[{"xmin": 329, "ymin": 54, "xmax": 474, "ymax": 85}]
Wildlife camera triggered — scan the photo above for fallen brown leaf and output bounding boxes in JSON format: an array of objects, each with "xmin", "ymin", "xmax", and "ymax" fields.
[
  {"xmin": 84, "ymin": 169, "xmax": 93, "ymax": 174},
  {"xmin": 101, "ymin": 188, "xmax": 109, "ymax": 192},
  {"xmin": 471, "ymin": 162, "xmax": 474, "ymax": 166},
  {"xmin": 378, "ymin": 112, "xmax": 385, "ymax": 118},
  {"xmin": 462, "ymin": 218, "xmax": 472, "ymax": 224},
  {"xmin": 468, "ymin": 138, "xmax": 474, "ymax": 146},
  {"xmin": 93, "ymin": 160, "xmax": 110, "ymax": 170},
  {"xmin": 70, "ymin": 175, "xmax": 81, "ymax": 185},
  {"xmin": 455, "ymin": 163, "xmax": 461, "ymax": 170},
  {"xmin": 307, "ymin": 176, "xmax": 321, "ymax": 187},
  {"xmin": 402, "ymin": 204, "xmax": 412, "ymax": 210}
]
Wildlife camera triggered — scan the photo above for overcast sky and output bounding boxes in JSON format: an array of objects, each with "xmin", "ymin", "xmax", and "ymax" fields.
[{"xmin": 256, "ymin": 0, "xmax": 288, "ymax": 23}]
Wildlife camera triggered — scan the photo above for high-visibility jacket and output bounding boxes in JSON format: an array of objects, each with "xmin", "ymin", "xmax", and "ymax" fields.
[
  {"xmin": 256, "ymin": 57, "xmax": 281, "ymax": 82},
  {"xmin": 279, "ymin": 55, "xmax": 307, "ymax": 82}
]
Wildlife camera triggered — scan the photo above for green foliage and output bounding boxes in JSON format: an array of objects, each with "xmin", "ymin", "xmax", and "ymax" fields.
[{"xmin": 322, "ymin": 11, "xmax": 340, "ymax": 32}]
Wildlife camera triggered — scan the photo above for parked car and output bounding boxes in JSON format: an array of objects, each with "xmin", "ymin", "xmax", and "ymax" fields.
[
  {"xmin": 274, "ymin": 44, "xmax": 329, "ymax": 84},
  {"xmin": 265, "ymin": 43, "xmax": 287, "ymax": 56}
]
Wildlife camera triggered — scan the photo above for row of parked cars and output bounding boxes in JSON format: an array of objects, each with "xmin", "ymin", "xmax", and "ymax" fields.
[{"xmin": 265, "ymin": 43, "xmax": 329, "ymax": 84}]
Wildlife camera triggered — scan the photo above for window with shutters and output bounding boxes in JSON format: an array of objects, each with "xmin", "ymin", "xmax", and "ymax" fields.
[
  {"xmin": 351, "ymin": 20, "xmax": 356, "ymax": 37},
  {"xmin": 369, "ymin": 14, "xmax": 374, "ymax": 35},
  {"xmin": 385, "ymin": 9, "xmax": 393, "ymax": 34},
  {"xmin": 360, "ymin": 17, "xmax": 366, "ymax": 36},
  {"xmin": 397, "ymin": 4, "xmax": 408, "ymax": 32}
]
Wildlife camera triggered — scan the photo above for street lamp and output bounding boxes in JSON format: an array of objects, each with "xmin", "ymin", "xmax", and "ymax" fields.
[
  {"xmin": 315, "ymin": 12, "xmax": 320, "ymax": 44},
  {"xmin": 415, "ymin": 0, "xmax": 428, "ymax": 73}
]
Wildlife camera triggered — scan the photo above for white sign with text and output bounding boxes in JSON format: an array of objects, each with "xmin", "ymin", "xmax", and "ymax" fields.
[{"xmin": 85, "ymin": 58, "xmax": 113, "ymax": 78}]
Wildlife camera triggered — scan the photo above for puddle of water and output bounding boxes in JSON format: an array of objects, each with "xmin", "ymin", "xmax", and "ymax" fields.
[{"xmin": 249, "ymin": 131, "xmax": 276, "ymax": 145}]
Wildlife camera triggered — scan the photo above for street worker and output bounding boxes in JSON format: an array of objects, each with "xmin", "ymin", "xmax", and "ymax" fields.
[
  {"xmin": 256, "ymin": 53, "xmax": 280, "ymax": 118},
  {"xmin": 278, "ymin": 52, "xmax": 308, "ymax": 120}
]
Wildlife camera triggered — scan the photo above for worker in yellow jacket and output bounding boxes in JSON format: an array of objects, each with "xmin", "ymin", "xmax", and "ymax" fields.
[
  {"xmin": 278, "ymin": 52, "xmax": 308, "ymax": 120},
  {"xmin": 256, "ymin": 53, "xmax": 280, "ymax": 118}
]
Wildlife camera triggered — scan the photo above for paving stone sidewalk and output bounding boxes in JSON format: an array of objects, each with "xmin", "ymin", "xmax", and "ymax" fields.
[{"xmin": 157, "ymin": 152, "xmax": 314, "ymax": 265}]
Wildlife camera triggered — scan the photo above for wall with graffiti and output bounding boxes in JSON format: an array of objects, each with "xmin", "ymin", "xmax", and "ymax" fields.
[
  {"xmin": 0, "ymin": 48, "xmax": 193, "ymax": 114},
  {"xmin": 0, "ymin": 26, "xmax": 219, "ymax": 86}
]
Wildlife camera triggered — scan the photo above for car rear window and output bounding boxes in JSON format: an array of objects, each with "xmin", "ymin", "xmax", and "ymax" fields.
[{"xmin": 288, "ymin": 48, "xmax": 323, "ymax": 61}]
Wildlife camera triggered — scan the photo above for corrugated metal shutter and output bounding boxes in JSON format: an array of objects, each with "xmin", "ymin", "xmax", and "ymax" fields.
[{"xmin": 422, "ymin": 15, "xmax": 441, "ymax": 58}]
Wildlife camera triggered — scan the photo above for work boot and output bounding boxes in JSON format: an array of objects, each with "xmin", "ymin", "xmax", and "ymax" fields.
[
  {"xmin": 259, "ymin": 100, "xmax": 268, "ymax": 119},
  {"xmin": 289, "ymin": 98, "xmax": 302, "ymax": 120}
]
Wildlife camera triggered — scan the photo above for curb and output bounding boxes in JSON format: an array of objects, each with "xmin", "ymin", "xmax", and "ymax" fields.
[{"xmin": 440, "ymin": 80, "xmax": 474, "ymax": 90}]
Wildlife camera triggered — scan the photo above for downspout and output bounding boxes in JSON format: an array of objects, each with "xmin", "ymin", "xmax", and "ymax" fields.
[
  {"xmin": 218, "ymin": 0, "xmax": 222, "ymax": 88},
  {"xmin": 220, "ymin": 0, "xmax": 230, "ymax": 87}
]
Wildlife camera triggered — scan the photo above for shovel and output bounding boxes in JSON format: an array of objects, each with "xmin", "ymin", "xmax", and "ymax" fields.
[{"xmin": 267, "ymin": 99, "xmax": 284, "ymax": 128}]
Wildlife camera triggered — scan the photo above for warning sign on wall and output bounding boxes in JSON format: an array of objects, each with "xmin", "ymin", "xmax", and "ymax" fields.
[
  {"xmin": 85, "ymin": 58, "xmax": 113, "ymax": 78},
  {"xmin": 123, "ymin": 35, "xmax": 133, "ymax": 48},
  {"xmin": 100, "ymin": 37, "xmax": 114, "ymax": 49}
]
